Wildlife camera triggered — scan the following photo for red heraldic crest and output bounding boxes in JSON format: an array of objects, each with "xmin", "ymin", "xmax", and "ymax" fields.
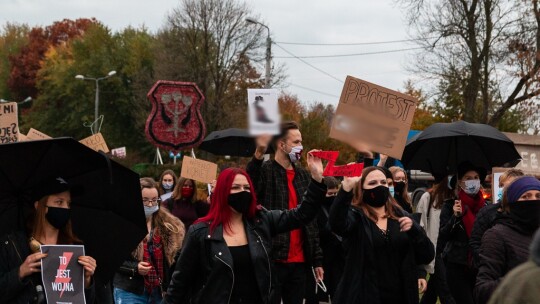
[{"xmin": 145, "ymin": 81, "xmax": 206, "ymax": 152}]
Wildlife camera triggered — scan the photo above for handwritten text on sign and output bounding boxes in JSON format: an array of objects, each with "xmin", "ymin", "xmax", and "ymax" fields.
[
  {"xmin": 0, "ymin": 102, "xmax": 18, "ymax": 143},
  {"xmin": 79, "ymin": 133, "xmax": 109, "ymax": 153},
  {"xmin": 329, "ymin": 76, "xmax": 417, "ymax": 160},
  {"xmin": 180, "ymin": 156, "xmax": 217, "ymax": 184}
]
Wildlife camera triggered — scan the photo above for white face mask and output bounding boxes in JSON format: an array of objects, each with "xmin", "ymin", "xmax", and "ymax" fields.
[
  {"xmin": 389, "ymin": 186, "xmax": 395, "ymax": 197},
  {"xmin": 462, "ymin": 179, "xmax": 481, "ymax": 195},
  {"xmin": 162, "ymin": 182, "xmax": 174, "ymax": 190},
  {"xmin": 144, "ymin": 205, "xmax": 159, "ymax": 218},
  {"xmin": 284, "ymin": 144, "xmax": 303, "ymax": 163}
]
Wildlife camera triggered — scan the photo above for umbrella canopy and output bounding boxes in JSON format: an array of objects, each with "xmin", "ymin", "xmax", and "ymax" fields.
[
  {"xmin": 401, "ymin": 121, "xmax": 521, "ymax": 176},
  {"xmin": 0, "ymin": 137, "xmax": 146, "ymax": 281},
  {"xmin": 198, "ymin": 128, "xmax": 275, "ymax": 157}
]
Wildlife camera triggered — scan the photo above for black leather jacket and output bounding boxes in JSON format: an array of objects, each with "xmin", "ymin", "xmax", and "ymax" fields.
[
  {"xmin": 0, "ymin": 231, "xmax": 95, "ymax": 304},
  {"xmin": 163, "ymin": 178, "xmax": 326, "ymax": 304}
]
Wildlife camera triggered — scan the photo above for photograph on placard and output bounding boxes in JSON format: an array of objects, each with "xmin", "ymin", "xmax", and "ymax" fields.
[{"xmin": 248, "ymin": 89, "xmax": 280, "ymax": 135}]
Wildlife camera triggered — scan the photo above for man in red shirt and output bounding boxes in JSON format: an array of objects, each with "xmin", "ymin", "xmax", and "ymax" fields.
[{"xmin": 247, "ymin": 121, "xmax": 323, "ymax": 304}]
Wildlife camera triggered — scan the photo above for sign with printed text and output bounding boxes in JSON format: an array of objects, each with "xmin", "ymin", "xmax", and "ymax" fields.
[
  {"xmin": 248, "ymin": 89, "xmax": 280, "ymax": 135},
  {"xmin": 311, "ymin": 150, "xmax": 364, "ymax": 177},
  {"xmin": 79, "ymin": 133, "xmax": 109, "ymax": 153},
  {"xmin": 492, "ymin": 167, "xmax": 510, "ymax": 203},
  {"xmin": 180, "ymin": 156, "xmax": 217, "ymax": 184},
  {"xmin": 111, "ymin": 147, "xmax": 126, "ymax": 158},
  {"xmin": 329, "ymin": 76, "xmax": 418, "ymax": 160},
  {"xmin": 26, "ymin": 128, "xmax": 52, "ymax": 140},
  {"xmin": 0, "ymin": 102, "xmax": 19, "ymax": 143},
  {"xmin": 40, "ymin": 245, "xmax": 86, "ymax": 304}
]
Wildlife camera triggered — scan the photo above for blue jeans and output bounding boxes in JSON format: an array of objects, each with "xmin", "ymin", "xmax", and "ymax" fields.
[{"xmin": 114, "ymin": 287, "xmax": 162, "ymax": 304}]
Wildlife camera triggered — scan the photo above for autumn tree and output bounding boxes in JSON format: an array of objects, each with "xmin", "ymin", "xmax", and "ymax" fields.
[
  {"xmin": 26, "ymin": 22, "xmax": 157, "ymax": 160},
  {"xmin": 7, "ymin": 18, "xmax": 95, "ymax": 101},
  {"xmin": 398, "ymin": 0, "xmax": 540, "ymax": 130},
  {"xmin": 157, "ymin": 0, "xmax": 270, "ymax": 132},
  {"xmin": 0, "ymin": 23, "xmax": 29, "ymax": 101}
]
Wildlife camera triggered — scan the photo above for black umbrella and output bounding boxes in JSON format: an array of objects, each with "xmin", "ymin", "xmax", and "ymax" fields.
[
  {"xmin": 198, "ymin": 128, "xmax": 275, "ymax": 157},
  {"xmin": 401, "ymin": 120, "xmax": 521, "ymax": 176},
  {"xmin": 0, "ymin": 137, "xmax": 146, "ymax": 281}
]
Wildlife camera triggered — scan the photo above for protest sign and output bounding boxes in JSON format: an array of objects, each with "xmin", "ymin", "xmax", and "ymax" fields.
[
  {"xmin": 111, "ymin": 147, "xmax": 127, "ymax": 158},
  {"xmin": 248, "ymin": 89, "xmax": 280, "ymax": 135},
  {"xmin": 26, "ymin": 128, "xmax": 52, "ymax": 140},
  {"xmin": 0, "ymin": 102, "xmax": 19, "ymax": 143},
  {"xmin": 40, "ymin": 245, "xmax": 86, "ymax": 304},
  {"xmin": 180, "ymin": 156, "xmax": 218, "ymax": 184},
  {"xmin": 17, "ymin": 133, "xmax": 28, "ymax": 142},
  {"xmin": 310, "ymin": 150, "xmax": 364, "ymax": 177},
  {"xmin": 329, "ymin": 76, "xmax": 417, "ymax": 160},
  {"xmin": 79, "ymin": 133, "xmax": 109, "ymax": 153},
  {"xmin": 492, "ymin": 167, "xmax": 510, "ymax": 203}
]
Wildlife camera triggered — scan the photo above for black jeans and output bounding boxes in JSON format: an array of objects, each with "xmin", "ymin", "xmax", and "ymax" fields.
[
  {"xmin": 420, "ymin": 257, "xmax": 456, "ymax": 304},
  {"xmin": 271, "ymin": 262, "xmax": 306, "ymax": 304}
]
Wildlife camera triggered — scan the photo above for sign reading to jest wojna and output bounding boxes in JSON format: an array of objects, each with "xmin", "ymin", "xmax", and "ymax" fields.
[
  {"xmin": 41, "ymin": 245, "xmax": 86, "ymax": 304},
  {"xmin": 329, "ymin": 76, "xmax": 417, "ymax": 160}
]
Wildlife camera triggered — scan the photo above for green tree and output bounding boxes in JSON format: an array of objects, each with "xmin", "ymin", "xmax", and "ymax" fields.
[{"xmin": 0, "ymin": 23, "xmax": 29, "ymax": 100}]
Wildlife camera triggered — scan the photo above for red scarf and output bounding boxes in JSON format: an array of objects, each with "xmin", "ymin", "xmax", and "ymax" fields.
[{"xmin": 458, "ymin": 190, "xmax": 485, "ymax": 237}]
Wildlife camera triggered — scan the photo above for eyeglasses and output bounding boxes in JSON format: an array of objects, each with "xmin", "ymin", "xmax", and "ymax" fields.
[{"xmin": 142, "ymin": 198, "xmax": 162, "ymax": 206}]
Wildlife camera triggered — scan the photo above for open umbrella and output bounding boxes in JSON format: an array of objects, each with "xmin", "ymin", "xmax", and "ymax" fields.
[
  {"xmin": 198, "ymin": 128, "xmax": 275, "ymax": 157},
  {"xmin": 0, "ymin": 137, "xmax": 146, "ymax": 281},
  {"xmin": 401, "ymin": 120, "xmax": 521, "ymax": 176}
]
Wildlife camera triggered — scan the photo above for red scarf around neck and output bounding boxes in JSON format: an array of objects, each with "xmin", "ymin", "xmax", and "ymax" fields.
[{"xmin": 458, "ymin": 189, "xmax": 485, "ymax": 237}]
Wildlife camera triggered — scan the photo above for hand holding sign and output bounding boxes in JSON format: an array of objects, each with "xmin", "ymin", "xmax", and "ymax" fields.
[
  {"xmin": 307, "ymin": 149, "xmax": 324, "ymax": 183},
  {"xmin": 342, "ymin": 173, "xmax": 361, "ymax": 192},
  {"xmin": 254, "ymin": 134, "xmax": 272, "ymax": 160},
  {"xmin": 19, "ymin": 252, "xmax": 48, "ymax": 279},
  {"xmin": 310, "ymin": 151, "xmax": 364, "ymax": 177},
  {"xmin": 78, "ymin": 255, "xmax": 97, "ymax": 288}
]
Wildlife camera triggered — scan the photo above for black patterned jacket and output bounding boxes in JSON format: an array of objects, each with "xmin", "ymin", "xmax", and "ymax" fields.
[{"xmin": 246, "ymin": 157, "xmax": 323, "ymax": 267}]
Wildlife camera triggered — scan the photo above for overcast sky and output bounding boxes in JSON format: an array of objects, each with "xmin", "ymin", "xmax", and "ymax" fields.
[{"xmin": 1, "ymin": 0, "xmax": 417, "ymax": 107}]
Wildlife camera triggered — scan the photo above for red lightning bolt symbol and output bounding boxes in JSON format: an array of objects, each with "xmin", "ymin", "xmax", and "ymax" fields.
[{"xmin": 55, "ymin": 252, "xmax": 73, "ymax": 298}]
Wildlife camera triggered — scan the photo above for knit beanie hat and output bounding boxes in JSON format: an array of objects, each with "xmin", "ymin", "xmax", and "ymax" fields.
[{"xmin": 506, "ymin": 176, "xmax": 540, "ymax": 203}]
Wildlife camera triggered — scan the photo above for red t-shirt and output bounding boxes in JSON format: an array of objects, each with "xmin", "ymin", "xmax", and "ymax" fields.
[{"xmin": 285, "ymin": 169, "xmax": 304, "ymax": 263}]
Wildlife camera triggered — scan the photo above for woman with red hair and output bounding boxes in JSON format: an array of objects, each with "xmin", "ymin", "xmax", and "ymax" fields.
[{"xmin": 163, "ymin": 151, "xmax": 325, "ymax": 304}]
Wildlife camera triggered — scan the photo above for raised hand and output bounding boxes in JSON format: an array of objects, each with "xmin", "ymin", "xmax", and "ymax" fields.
[
  {"xmin": 307, "ymin": 149, "xmax": 323, "ymax": 183},
  {"xmin": 341, "ymin": 168, "xmax": 361, "ymax": 192},
  {"xmin": 254, "ymin": 134, "xmax": 273, "ymax": 159}
]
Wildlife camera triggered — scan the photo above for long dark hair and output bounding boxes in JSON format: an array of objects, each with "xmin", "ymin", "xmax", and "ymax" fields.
[
  {"xmin": 29, "ymin": 195, "xmax": 81, "ymax": 245},
  {"xmin": 352, "ymin": 166, "xmax": 401, "ymax": 223},
  {"xmin": 171, "ymin": 177, "xmax": 197, "ymax": 202},
  {"xmin": 196, "ymin": 168, "xmax": 258, "ymax": 234},
  {"xmin": 429, "ymin": 176, "xmax": 456, "ymax": 209}
]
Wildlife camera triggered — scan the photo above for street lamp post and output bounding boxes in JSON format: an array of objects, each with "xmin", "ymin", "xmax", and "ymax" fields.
[
  {"xmin": 246, "ymin": 18, "xmax": 271, "ymax": 88},
  {"xmin": 75, "ymin": 70, "xmax": 116, "ymax": 133}
]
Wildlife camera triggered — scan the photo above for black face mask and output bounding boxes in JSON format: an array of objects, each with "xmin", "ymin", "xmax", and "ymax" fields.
[
  {"xmin": 362, "ymin": 186, "xmax": 389, "ymax": 208},
  {"xmin": 45, "ymin": 207, "xmax": 71, "ymax": 229},
  {"xmin": 228, "ymin": 191, "xmax": 252, "ymax": 214},
  {"xmin": 394, "ymin": 181, "xmax": 406, "ymax": 195},
  {"xmin": 508, "ymin": 200, "xmax": 540, "ymax": 232},
  {"xmin": 324, "ymin": 196, "xmax": 336, "ymax": 206}
]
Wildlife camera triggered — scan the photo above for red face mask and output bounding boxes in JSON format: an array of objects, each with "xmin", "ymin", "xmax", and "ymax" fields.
[{"xmin": 181, "ymin": 187, "xmax": 194, "ymax": 198}]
